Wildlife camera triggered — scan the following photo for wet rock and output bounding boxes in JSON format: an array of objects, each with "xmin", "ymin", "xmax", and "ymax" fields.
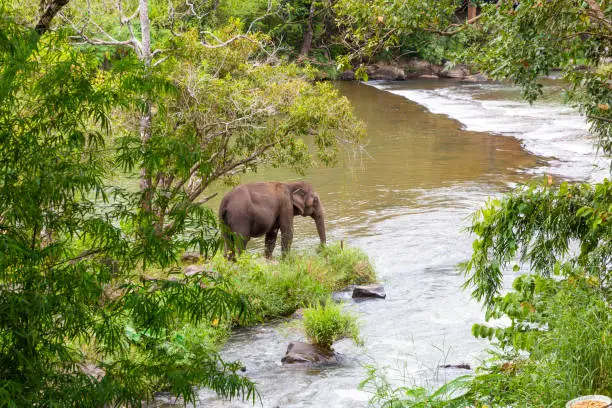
[
  {"xmin": 281, "ymin": 341, "xmax": 338, "ymax": 365},
  {"xmin": 438, "ymin": 63, "xmax": 471, "ymax": 79},
  {"xmin": 352, "ymin": 284, "xmax": 386, "ymax": 299},
  {"xmin": 340, "ymin": 69, "xmax": 355, "ymax": 80},
  {"xmin": 180, "ymin": 252, "xmax": 201, "ymax": 264},
  {"xmin": 440, "ymin": 363, "xmax": 471, "ymax": 370},
  {"xmin": 463, "ymin": 73, "xmax": 489, "ymax": 82},
  {"xmin": 291, "ymin": 308, "xmax": 305, "ymax": 319},
  {"xmin": 366, "ymin": 64, "xmax": 406, "ymax": 80},
  {"xmin": 419, "ymin": 74, "xmax": 439, "ymax": 79}
]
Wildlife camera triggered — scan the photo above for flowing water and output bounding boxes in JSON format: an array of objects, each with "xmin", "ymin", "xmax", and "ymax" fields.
[{"xmin": 183, "ymin": 79, "xmax": 607, "ymax": 408}]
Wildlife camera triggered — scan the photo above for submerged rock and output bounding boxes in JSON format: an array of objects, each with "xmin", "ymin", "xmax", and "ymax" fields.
[
  {"xmin": 352, "ymin": 284, "xmax": 386, "ymax": 299},
  {"xmin": 440, "ymin": 363, "xmax": 471, "ymax": 370},
  {"xmin": 281, "ymin": 341, "xmax": 338, "ymax": 365}
]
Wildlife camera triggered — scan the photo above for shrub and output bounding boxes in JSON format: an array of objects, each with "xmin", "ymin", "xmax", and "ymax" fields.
[
  {"xmin": 303, "ymin": 301, "xmax": 361, "ymax": 350},
  {"xmin": 470, "ymin": 275, "xmax": 612, "ymax": 406}
]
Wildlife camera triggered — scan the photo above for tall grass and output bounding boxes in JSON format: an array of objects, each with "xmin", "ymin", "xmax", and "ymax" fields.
[
  {"xmin": 303, "ymin": 301, "xmax": 362, "ymax": 349},
  {"xmin": 206, "ymin": 242, "xmax": 377, "ymax": 322}
]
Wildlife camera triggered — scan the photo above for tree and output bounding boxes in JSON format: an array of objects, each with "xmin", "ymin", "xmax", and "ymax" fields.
[
  {"xmin": 0, "ymin": 0, "xmax": 364, "ymax": 404},
  {"xmin": 0, "ymin": 6, "xmax": 253, "ymax": 407},
  {"xmin": 468, "ymin": 0, "xmax": 611, "ymax": 153},
  {"xmin": 333, "ymin": 0, "xmax": 474, "ymax": 66},
  {"xmin": 56, "ymin": 0, "xmax": 363, "ymax": 265}
]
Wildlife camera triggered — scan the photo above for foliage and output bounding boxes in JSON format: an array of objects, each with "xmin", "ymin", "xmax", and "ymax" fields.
[
  {"xmin": 467, "ymin": 0, "xmax": 612, "ymax": 154},
  {"xmin": 333, "ymin": 0, "xmax": 466, "ymax": 63},
  {"xmin": 207, "ymin": 242, "xmax": 377, "ymax": 321},
  {"xmin": 0, "ymin": 12, "xmax": 256, "ymax": 406},
  {"xmin": 359, "ymin": 366, "xmax": 474, "ymax": 408},
  {"xmin": 462, "ymin": 178, "xmax": 612, "ymax": 306},
  {"xmin": 302, "ymin": 300, "xmax": 361, "ymax": 349},
  {"xmin": 59, "ymin": 0, "xmax": 365, "ymax": 260},
  {"xmin": 469, "ymin": 275, "xmax": 612, "ymax": 407}
]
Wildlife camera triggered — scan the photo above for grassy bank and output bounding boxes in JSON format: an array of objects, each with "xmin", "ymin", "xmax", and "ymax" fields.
[
  {"xmin": 148, "ymin": 242, "xmax": 377, "ymax": 357},
  {"xmin": 208, "ymin": 242, "xmax": 376, "ymax": 323}
]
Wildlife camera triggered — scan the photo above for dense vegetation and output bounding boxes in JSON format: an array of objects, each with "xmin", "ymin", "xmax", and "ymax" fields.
[
  {"xmin": 1, "ymin": 0, "xmax": 611, "ymax": 406},
  {"xmin": 0, "ymin": 1, "xmax": 367, "ymax": 405}
]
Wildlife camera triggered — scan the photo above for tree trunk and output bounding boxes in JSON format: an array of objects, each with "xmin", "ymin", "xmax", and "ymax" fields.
[
  {"xmin": 139, "ymin": 0, "xmax": 154, "ymax": 211},
  {"xmin": 36, "ymin": 0, "xmax": 70, "ymax": 34},
  {"xmin": 299, "ymin": 1, "xmax": 316, "ymax": 58},
  {"xmin": 467, "ymin": 3, "xmax": 477, "ymax": 21}
]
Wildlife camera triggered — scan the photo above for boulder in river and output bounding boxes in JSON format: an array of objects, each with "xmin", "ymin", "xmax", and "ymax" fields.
[
  {"xmin": 281, "ymin": 341, "xmax": 338, "ymax": 365},
  {"xmin": 366, "ymin": 64, "xmax": 406, "ymax": 80},
  {"xmin": 352, "ymin": 284, "xmax": 386, "ymax": 299}
]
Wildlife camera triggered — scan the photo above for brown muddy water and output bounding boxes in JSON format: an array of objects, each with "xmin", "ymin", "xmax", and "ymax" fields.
[{"xmin": 169, "ymin": 79, "xmax": 603, "ymax": 408}]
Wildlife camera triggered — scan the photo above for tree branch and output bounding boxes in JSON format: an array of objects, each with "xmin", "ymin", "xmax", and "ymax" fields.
[
  {"xmin": 425, "ymin": 13, "xmax": 484, "ymax": 36},
  {"xmin": 36, "ymin": 0, "xmax": 71, "ymax": 34}
]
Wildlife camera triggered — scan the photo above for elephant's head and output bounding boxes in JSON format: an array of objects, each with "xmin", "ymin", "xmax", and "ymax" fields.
[{"xmin": 289, "ymin": 182, "xmax": 326, "ymax": 245}]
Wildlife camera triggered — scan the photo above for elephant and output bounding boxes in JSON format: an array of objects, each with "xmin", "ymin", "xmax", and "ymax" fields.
[{"xmin": 218, "ymin": 181, "xmax": 326, "ymax": 259}]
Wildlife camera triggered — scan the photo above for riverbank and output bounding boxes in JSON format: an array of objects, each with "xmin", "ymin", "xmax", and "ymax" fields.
[{"xmin": 338, "ymin": 59, "xmax": 488, "ymax": 82}]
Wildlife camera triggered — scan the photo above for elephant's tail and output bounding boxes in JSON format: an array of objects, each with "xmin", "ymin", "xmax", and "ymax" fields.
[{"xmin": 219, "ymin": 206, "xmax": 229, "ymax": 227}]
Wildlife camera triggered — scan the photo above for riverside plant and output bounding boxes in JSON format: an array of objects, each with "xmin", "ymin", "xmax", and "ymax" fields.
[{"xmin": 302, "ymin": 301, "xmax": 362, "ymax": 350}]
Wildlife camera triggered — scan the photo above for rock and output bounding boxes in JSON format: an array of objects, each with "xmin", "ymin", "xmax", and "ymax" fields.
[
  {"xmin": 183, "ymin": 264, "xmax": 206, "ymax": 277},
  {"xmin": 352, "ymin": 284, "xmax": 386, "ymax": 299},
  {"xmin": 78, "ymin": 363, "xmax": 105, "ymax": 380},
  {"xmin": 340, "ymin": 70, "xmax": 355, "ymax": 80},
  {"xmin": 419, "ymin": 74, "xmax": 439, "ymax": 79},
  {"xmin": 331, "ymin": 289, "xmax": 353, "ymax": 302},
  {"xmin": 180, "ymin": 252, "xmax": 202, "ymax": 264},
  {"xmin": 366, "ymin": 64, "xmax": 406, "ymax": 80},
  {"xmin": 281, "ymin": 341, "xmax": 338, "ymax": 365},
  {"xmin": 439, "ymin": 63, "xmax": 471, "ymax": 79},
  {"xmin": 403, "ymin": 59, "xmax": 435, "ymax": 74},
  {"xmin": 291, "ymin": 308, "xmax": 305, "ymax": 320},
  {"xmin": 463, "ymin": 73, "xmax": 488, "ymax": 82},
  {"xmin": 440, "ymin": 363, "xmax": 471, "ymax": 370}
]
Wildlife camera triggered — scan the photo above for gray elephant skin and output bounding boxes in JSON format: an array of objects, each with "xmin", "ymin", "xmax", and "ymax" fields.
[{"xmin": 219, "ymin": 181, "xmax": 326, "ymax": 259}]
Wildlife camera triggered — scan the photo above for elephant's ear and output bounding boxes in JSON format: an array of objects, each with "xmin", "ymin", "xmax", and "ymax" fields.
[{"xmin": 291, "ymin": 188, "xmax": 306, "ymax": 215}]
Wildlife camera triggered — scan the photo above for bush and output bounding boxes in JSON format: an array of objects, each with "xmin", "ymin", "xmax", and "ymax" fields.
[
  {"xmin": 303, "ymin": 301, "xmax": 361, "ymax": 350},
  {"xmin": 470, "ymin": 275, "xmax": 612, "ymax": 407}
]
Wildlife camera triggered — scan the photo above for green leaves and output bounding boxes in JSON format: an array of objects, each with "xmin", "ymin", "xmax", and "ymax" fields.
[
  {"xmin": 303, "ymin": 300, "xmax": 361, "ymax": 349},
  {"xmin": 463, "ymin": 179, "xmax": 612, "ymax": 307},
  {"xmin": 0, "ymin": 14, "xmax": 258, "ymax": 407}
]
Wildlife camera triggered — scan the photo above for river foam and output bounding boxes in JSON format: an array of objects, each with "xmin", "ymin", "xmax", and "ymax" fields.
[{"xmin": 369, "ymin": 81, "xmax": 609, "ymax": 182}]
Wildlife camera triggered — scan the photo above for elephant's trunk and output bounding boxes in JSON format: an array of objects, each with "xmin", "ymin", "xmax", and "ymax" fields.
[{"xmin": 313, "ymin": 208, "xmax": 326, "ymax": 245}]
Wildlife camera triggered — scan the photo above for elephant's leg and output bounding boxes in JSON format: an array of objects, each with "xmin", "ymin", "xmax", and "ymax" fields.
[
  {"xmin": 264, "ymin": 227, "xmax": 279, "ymax": 259},
  {"xmin": 223, "ymin": 230, "xmax": 249, "ymax": 261},
  {"xmin": 279, "ymin": 218, "xmax": 294, "ymax": 257},
  {"xmin": 235, "ymin": 235, "xmax": 249, "ymax": 257}
]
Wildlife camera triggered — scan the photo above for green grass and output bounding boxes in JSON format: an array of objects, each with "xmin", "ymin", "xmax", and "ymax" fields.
[
  {"xmin": 204, "ymin": 242, "xmax": 377, "ymax": 322},
  {"xmin": 303, "ymin": 301, "xmax": 362, "ymax": 350}
]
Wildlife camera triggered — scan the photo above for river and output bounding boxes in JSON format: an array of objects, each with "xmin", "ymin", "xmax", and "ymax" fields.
[{"xmin": 183, "ymin": 79, "xmax": 606, "ymax": 407}]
